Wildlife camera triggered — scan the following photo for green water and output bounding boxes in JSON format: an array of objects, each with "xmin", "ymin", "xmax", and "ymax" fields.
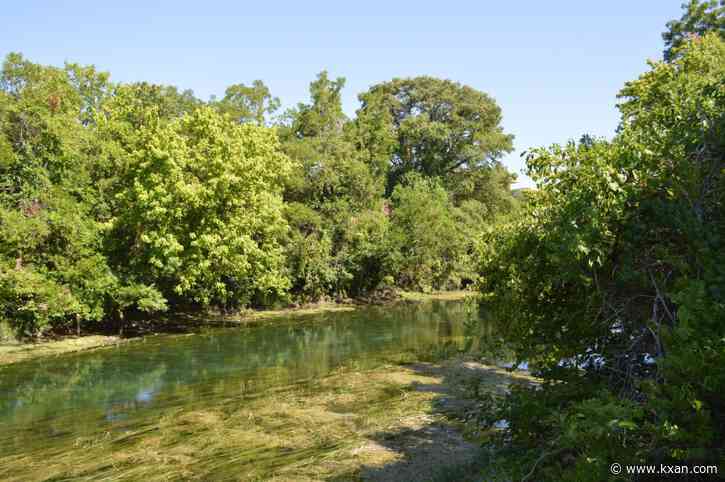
[{"xmin": 0, "ymin": 299, "xmax": 485, "ymax": 480}]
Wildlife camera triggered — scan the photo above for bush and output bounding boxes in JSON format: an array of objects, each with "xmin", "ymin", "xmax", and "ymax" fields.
[{"xmin": 478, "ymin": 34, "xmax": 725, "ymax": 480}]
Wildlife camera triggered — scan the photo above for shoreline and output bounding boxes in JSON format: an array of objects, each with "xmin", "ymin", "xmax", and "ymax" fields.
[{"xmin": 0, "ymin": 290, "xmax": 475, "ymax": 367}]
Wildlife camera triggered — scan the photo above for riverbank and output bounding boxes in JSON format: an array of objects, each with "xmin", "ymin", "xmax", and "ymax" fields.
[{"xmin": 0, "ymin": 290, "xmax": 475, "ymax": 366}]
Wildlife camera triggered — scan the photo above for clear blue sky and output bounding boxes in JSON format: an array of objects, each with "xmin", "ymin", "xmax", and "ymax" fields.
[{"xmin": 2, "ymin": 1, "xmax": 683, "ymax": 187}]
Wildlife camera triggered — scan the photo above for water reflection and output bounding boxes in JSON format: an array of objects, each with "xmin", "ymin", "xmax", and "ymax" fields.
[{"xmin": 0, "ymin": 300, "xmax": 484, "ymax": 457}]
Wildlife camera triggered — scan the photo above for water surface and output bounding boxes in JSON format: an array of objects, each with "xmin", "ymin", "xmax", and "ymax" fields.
[{"xmin": 0, "ymin": 299, "xmax": 484, "ymax": 480}]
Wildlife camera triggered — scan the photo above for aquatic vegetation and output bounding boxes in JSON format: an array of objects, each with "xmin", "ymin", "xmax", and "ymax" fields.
[{"xmin": 0, "ymin": 300, "xmax": 523, "ymax": 480}]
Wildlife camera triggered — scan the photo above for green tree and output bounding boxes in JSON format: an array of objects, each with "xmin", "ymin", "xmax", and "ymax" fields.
[
  {"xmin": 663, "ymin": 0, "xmax": 725, "ymax": 61},
  {"xmin": 64, "ymin": 61, "xmax": 112, "ymax": 125},
  {"xmin": 215, "ymin": 79, "xmax": 280, "ymax": 125},
  {"xmin": 101, "ymin": 82, "xmax": 201, "ymax": 128},
  {"xmin": 389, "ymin": 173, "xmax": 465, "ymax": 291},
  {"xmin": 289, "ymin": 70, "xmax": 346, "ymax": 138},
  {"xmin": 279, "ymin": 71, "xmax": 389, "ymax": 300},
  {"xmin": 355, "ymin": 76, "xmax": 514, "ymax": 192},
  {"xmin": 478, "ymin": 34, "xmax": 725, "ymax": 480},
  {"xmin": 282, "ymin": 202, "xmax": 337, "ymax": 301},
  {"xmin": 446, "ymin": 161, "xmax": 518, "ymax": 216},
  {"xmin": 0, "ymin": 54, "xmax": 165, "ymax": 338},
  {"xmin": 107, "ymin": 106, "xmax": 293, "ymax": 307},
  {"xmin": 281, "ymin": 70, "xmax": 382, "ymax": 215}
]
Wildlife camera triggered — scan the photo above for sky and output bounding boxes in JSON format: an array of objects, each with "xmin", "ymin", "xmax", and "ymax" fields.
[{"xmin": 2, "ymin": 1, "xmax": 684, "ymax": 187}]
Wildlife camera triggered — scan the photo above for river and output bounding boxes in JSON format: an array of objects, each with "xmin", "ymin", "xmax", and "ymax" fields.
[{"xmin": 0, "ymin": 299, "xmax": 508, "ymax": 481}]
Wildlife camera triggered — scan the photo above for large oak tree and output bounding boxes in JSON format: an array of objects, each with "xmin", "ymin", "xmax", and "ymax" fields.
[{"xmin": 355, "ymin": 76, "xmax": 513, "ymax": 192}]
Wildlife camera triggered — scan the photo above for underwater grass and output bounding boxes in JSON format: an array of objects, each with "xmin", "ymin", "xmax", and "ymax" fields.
[
  {"xmin": 1, "ymin": 358, "xmax": 531, "ymax": 481},
  {"xmin": 0, "ymin": 365, "xmax": 447, "ymax": 481}
]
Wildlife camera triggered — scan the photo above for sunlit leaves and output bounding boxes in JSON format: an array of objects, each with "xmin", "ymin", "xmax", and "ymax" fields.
[
  {"xmin": 355, "ymin": 76, "xmax": 514, "ymax": 193},
  {"xmin": 110, "ymin": 107, "xmax": 293, "ymax": 306},
  {"xmin": 477, "ymin": 33, "xmax": 725, "ymax": 481}
]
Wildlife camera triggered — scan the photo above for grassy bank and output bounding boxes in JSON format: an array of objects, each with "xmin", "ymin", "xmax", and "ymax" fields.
[
  {"xmin": 398, "ymin": 290, "xmax": 475, "ymax": 302},
  {"xmin": 0, "ymin": 290, "xmax": 475, "ymax": 366},
  {"xmin": 0, "ymin": 335, "xmax": 129, "ymax": 366}
]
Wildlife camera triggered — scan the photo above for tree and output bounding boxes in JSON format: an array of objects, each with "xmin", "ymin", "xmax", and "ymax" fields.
[
  {"xmin": 347, "ymin": 87, "xmax": 396, "ymax": 180},
  {"xmin": 355, "ymin": 76, "xmax": 513, "ymax": 192},
  {"xmin": 95, "ymin": 82, "xmax": 201, "ymax": 136},
  {"xmin": 64, "ymin": 61, "xmax": 112, "ymax": 125},
  {"xmin": 663, "ymin": 0, "xmax": 725, "ymax": 61},
  {"xmin": 289, "ymin": 71, "xmax": 346, "ymax": 138},
  {"xmin": 446, "ymin": 161, "xmax": 518, "ymax": 216},
  {"xmin": 215, "ymin": 79, "xmax": 280, "ymax": 125},
  {"xmin": 280, "ymin": 71, "xmax": 382, "ymax": 215},
  {"xmin": 0, "ymin": 54, "xmax": 165, "ymax": 338},
  {"xmin": 0, "ymin": 53, "xmax": 514, "ymax": 337},
  {"xmin": 107, "ymin": 107, "xmax": 293, "ymax": 307},
  {"xmin": 279, "ymin": 71, "xmax": 389, "ymax": 300},
  {"xmin": 0, "ymin": 52, "xmax": 87, "ymax": 196},
  {"xmin": 478, "ymin": 34, "xmax": 725, "ymax": 481},
  {"xmin": 389, "ymin": 173, "xmax": 465, "ymax": 291}
]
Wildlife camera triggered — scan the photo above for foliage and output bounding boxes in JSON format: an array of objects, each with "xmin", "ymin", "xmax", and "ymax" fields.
[
  {"xmin": 276, "ymin": 72, "xmax": 514, "ymax": 301},
  {"xmin": 214, "ymin": 79, "xmax": 280, "ymax": 125},
  {"xmin": 663, "ymin": 0, "xmax": 724, "ymax": 61},
  {"xmin": 389, "ymin": 174, "xmax": 469, "ymax": 291},
  {"xmin": 446, "ymin": 162, "xmax": 518, "ymax": 215},
  {"xmin": 0, "ymin": 54, "xmax": 515, "ymax": 338},
  {"xmin": 279, "ymin": 71, "xmax": 393, "ymax": 300},
  {"xmin": 282, "ymin": 202, "xmax": 337, "ymax": 301},
  {"xmin": 106, "ymin": 107, "xmax": 293, "ymax": 307},
  {"xmin": 355, "ymin": 76, "xmax": 514, "ymax": 193},
  {"xmin": 478, "ymin": 34, "xmax": 725, "ymax": 480},
  {"xmin": 0, "ymin": 54, "xmax": 167, "ymax": 337},
  {"xmin": 289, "ymin": 70, "xmax": 347, "ymax": 138}
]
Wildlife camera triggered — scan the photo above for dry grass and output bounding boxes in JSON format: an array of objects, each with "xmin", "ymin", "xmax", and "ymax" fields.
[
  {"xmin": 0, "ymin": 335, "xmax": 125, "ymax": 366},
  {"xmin": 397, "ymin": 291, "xmax": 476, "ymax": 302}
]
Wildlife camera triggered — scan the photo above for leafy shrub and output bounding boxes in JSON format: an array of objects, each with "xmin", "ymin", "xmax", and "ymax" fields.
[{"xmin": 478, "ymin": 34, "xmax": 725, "ymax": 480}]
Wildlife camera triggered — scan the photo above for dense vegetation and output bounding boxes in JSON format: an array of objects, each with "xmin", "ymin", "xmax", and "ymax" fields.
[
  {"xmin": 0, "ymin": 57, "xmax": 516, "ymax": 339},
  {"xmin": 477, "ymin": 3, "xmax": 725, "ymax": 480},
  {"xmin": 3, "ymin": 2, "xmax": 724, "ymax": 480}
]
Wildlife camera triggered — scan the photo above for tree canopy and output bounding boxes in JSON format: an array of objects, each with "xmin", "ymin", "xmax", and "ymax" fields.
[
  {"xmin": 663, "ymin": 0, "xmax": 725, "ymax": 60},
  {"xmin": 106, "ymin": 107, "xmax": 293, "ymax": 307},
  {"xmin": 215, "ymin": 80, "xmax": 280, "ymax": 125},
  {"xmin": 0, "ymin": 54, "xmax": 517, "ymax": 338},
  {"xmin": 356, "ymin": 76, "xmax": 513, "ymax": 192}
]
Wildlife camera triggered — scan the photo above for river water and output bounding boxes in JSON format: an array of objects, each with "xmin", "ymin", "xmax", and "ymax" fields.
[{"xmin": 0, "ymin": 299, "xmax": 489, "ymax": 480}]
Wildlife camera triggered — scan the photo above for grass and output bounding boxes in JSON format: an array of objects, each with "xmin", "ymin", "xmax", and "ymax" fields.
[
  {"xmin": 0, "ymin": 335, "xmax": 125, "ymax": 366},
  {"xmin": 1, "ymin": 360, "xmax": 512, "ymax": 481},
  {"xmin": 398, "ymin": 290, "xmax": 476, "ymax": 302}
]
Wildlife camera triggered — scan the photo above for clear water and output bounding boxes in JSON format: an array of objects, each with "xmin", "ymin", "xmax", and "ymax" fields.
[{"xmin": 0, "ymin": 299, "xmax": 484, "ymax": 479}]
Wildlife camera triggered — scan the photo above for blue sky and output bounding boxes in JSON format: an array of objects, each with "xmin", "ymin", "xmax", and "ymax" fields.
[{"xmin": 2, "ymin": 1, "xmax": 683, "ymax": 187}]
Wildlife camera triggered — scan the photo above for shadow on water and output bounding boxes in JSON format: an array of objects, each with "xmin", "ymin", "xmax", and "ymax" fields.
[{"xmin": 327, "ymin": 361, "xmax": 533, "ymax": 482}]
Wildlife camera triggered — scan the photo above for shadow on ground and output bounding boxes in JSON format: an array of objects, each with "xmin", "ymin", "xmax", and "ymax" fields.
[{"xmin": 328, "ymin": 362, "xmax": 535, "ymax": 482}]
